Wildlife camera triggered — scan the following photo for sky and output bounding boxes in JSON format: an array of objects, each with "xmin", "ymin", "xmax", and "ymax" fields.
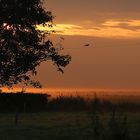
[{"xmin": 11, "ymin": 0, "xmax": 140, "ymax": 92}]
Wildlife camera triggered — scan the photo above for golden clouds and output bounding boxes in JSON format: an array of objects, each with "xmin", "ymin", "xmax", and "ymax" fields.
[
  {"xmin": 102, "ymin": 20, "xmax": 140, "ymax": 27},
  {"xmin": 37, "ymin": 20, "xmax": 140, "ymax": 39}
]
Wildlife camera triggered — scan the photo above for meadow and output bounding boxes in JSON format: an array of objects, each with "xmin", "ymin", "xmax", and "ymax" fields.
[
  {"xmin": 0, "ymin": 93, "xmax": 139, "ymax": 140},
  {"xmin": 0, "ymin": 112, "xmax": 140, "ymax": 140}
]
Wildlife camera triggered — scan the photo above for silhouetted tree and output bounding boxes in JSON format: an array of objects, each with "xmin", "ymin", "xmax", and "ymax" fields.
[{"xmin": 0, "ymin": 0, "xmax": 71, "ymax": 88}]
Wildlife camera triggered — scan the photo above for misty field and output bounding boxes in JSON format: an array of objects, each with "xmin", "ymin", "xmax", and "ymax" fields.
[
  {"xmin": 0, "ymin": 111, "xmax": 139, "ymax": 140},
  {"xmin": 0, "ymin": 93, "xmax": 140, "ymax": 140}
]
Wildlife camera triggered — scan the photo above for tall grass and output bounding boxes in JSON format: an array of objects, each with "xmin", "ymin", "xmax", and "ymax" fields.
[
  {"xmin": 77, "ymin": 99, "xmax": 130, "ymax": 140},
  {"xmin": 0, "ymin": 92, "xmax": 140, "ymax": 112},
  {"xmin": 47, "ymin": 95, "xmax": 88, "ymax": 111},
  {"xmin": 47, "ymin": 94, "xmax": 140, "ymax": 112},
  {"xmin": 0, "ymin": 93, "xmax": 139, "ymax": 139}
]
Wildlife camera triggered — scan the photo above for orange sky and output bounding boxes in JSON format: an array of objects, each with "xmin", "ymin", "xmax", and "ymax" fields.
[
  {"xmin": 35, "ymin": 0, "xmax": 140, "ymax": 90},
  {"xmin": 3, "ymin": 0, "xmax": 140, "ymax": 92}
]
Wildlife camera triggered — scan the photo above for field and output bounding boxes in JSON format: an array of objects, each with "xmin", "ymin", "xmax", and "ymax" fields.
[
  {"xmin": 0, "ymin": 93, "xmax": 140, "ymax": 140},
  {"xmin": 0, "ymin": 111, "xmax": 139, "ymax": 140}
]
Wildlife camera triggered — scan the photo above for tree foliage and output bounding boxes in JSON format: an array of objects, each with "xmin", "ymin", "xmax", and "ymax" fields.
[{"xmin": 0, "ymin": 0, "xmax": 71, "ymax": 88}]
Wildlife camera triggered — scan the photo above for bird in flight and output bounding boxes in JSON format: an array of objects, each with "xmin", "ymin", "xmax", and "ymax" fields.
[{"xmin": 84, "ymin": 44, "xmax": 90, "ymax": 46}]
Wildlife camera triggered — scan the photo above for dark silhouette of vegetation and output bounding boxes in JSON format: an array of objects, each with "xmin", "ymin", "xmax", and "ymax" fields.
[
  {"xmin": 0, "ymin": 94, "xmax": 140, "ymax": 112},
  {"xmin": 0, "ymin": 0, "xmax": 71, "ymax": 88},
  {"xmin": 0, "ymin": 94, "xmax": 139, "ymax": 139},
  {"xmin": 47, "ymin": 95, "xmax": 88, "ymax": 111},
  {"xmin": 81, "ymin": 111, "xmax": 130, "ymax": 140},
  {"xmin": 0, "ymin": 93, "xmax": 49, "ymax": 112}
]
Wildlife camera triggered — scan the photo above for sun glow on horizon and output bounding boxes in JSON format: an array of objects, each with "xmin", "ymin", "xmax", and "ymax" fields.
[{"xmin": 2, "ymin": 87, "xmax": 140, "ymax": 94}]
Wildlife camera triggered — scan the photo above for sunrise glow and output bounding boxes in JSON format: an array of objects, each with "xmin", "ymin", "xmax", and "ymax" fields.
[{"xmin": 38, "ymin": 19, "xmax": 140, "ymax": 39}]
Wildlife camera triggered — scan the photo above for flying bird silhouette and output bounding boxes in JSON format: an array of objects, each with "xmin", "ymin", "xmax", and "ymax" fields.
[
  {"xmin": 84, "ymin": 44, "xmax": 90, "ymax": 46},
  {"xmin": 84, "ymin": 43, "xmax": 95, "ymax": 48}
]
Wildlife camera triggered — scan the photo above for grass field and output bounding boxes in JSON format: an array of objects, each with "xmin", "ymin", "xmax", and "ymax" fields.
[
  {"xmin": 0, "ymin": 93, "xmax": 140, "ymax": 140},
  {"xmin": 0, "ymin": 111, "xmax": 140, "ymax": 140}
]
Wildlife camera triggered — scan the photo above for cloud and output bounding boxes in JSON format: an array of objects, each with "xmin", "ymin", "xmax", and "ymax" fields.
[
  {"xmin": 45, "ymin": 0, "xmax": 140, "ymax": 24},
  {"xmin": 102, "ymin": 20, "xmax": 140, "ymax": 27},
  {"xmin": 38, "ymin": 20, "xmax": 140, "ymax": 39}
]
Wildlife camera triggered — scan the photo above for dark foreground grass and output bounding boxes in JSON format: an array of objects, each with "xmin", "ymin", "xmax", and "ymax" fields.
[
  {"xmin": 0, "ymin": 94, "xmax": 140, "ymax": 140},
  {"xmin": 0, "ymin": 112, "xmax": 139, "ymax": 140}
]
